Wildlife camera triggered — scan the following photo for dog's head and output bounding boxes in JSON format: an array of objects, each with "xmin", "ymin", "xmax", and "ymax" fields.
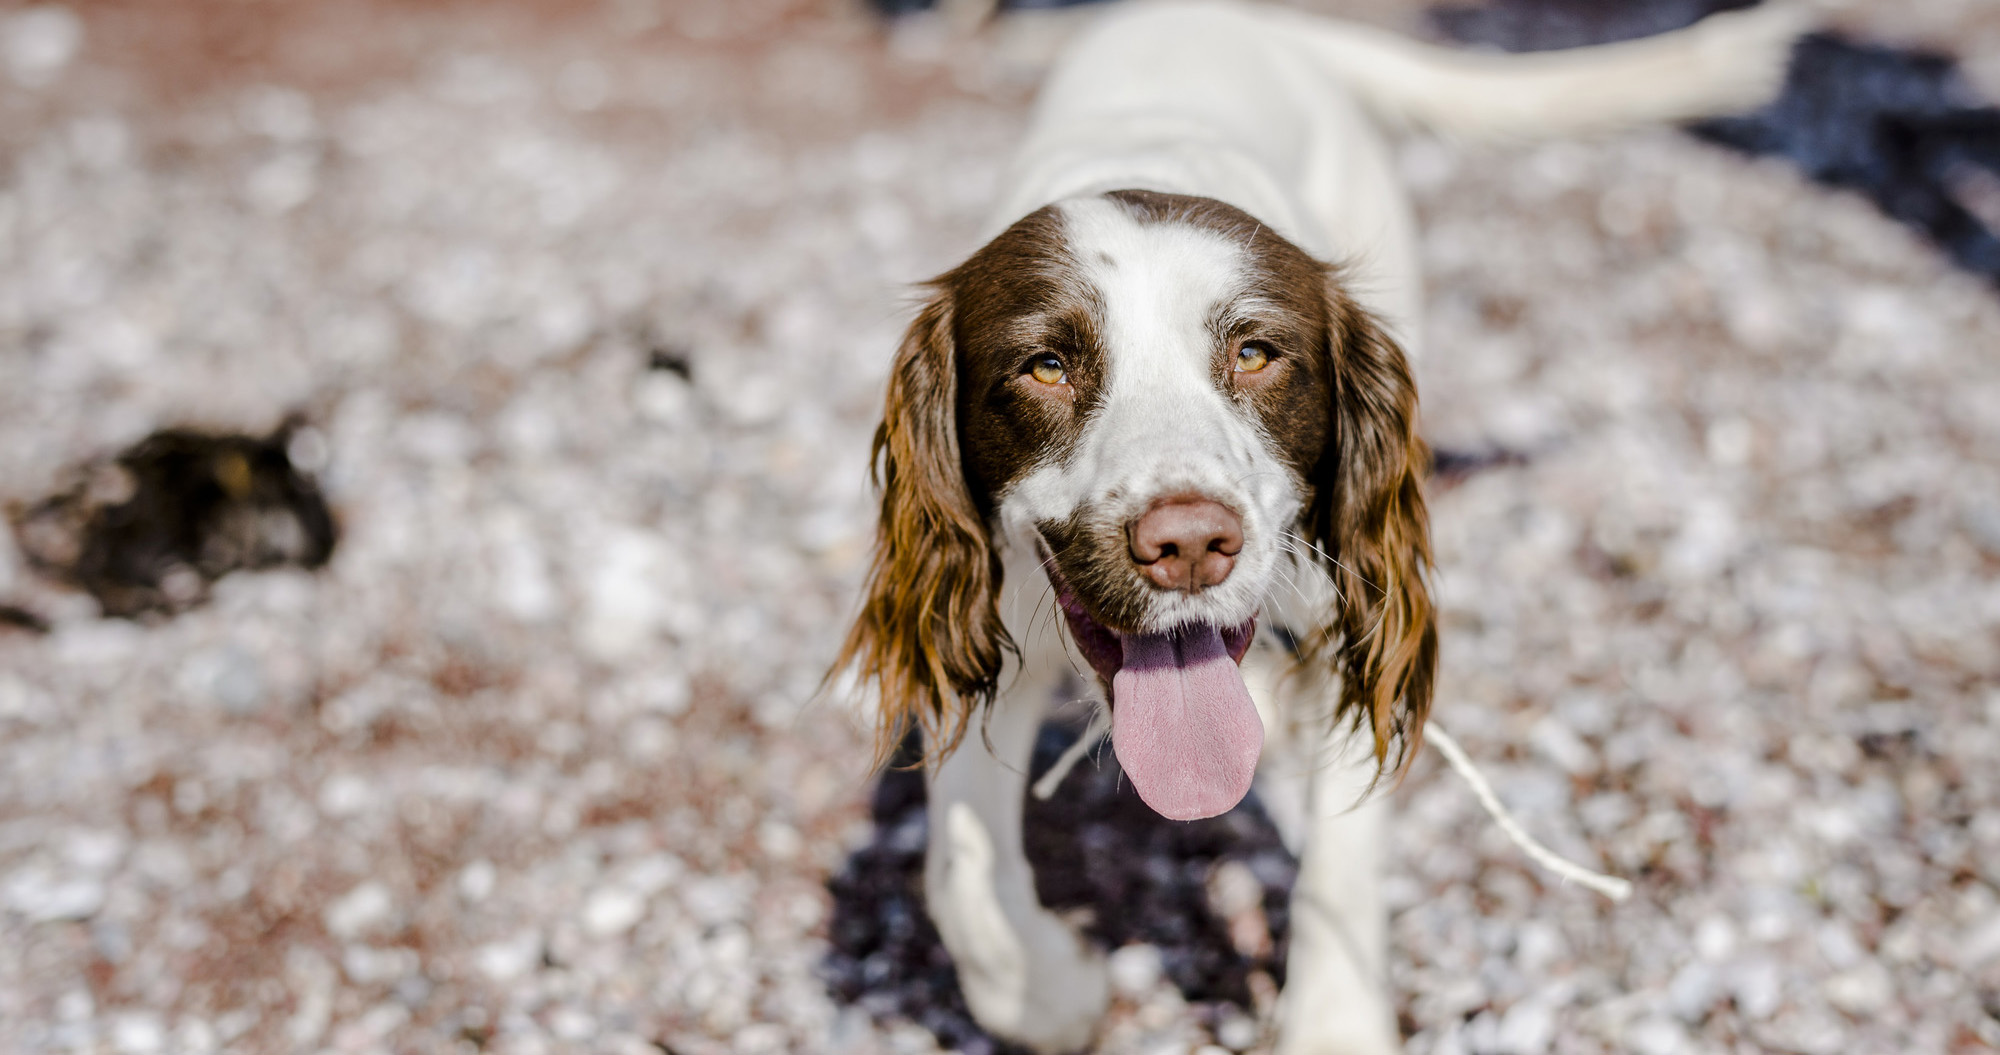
[{"xmin": 838, "ymin": 190, "xmax": 1435, "ymax": 816}]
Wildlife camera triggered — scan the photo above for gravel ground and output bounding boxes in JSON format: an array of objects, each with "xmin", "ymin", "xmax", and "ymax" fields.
[{"xmin": 1, "ymin": 2, "xmax": 1998, "ymax": 1053}]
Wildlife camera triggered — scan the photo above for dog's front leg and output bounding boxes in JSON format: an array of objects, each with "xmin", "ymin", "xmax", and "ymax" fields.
[
  {"xmin": 1274, "ymin": 734, "xmax": 1401, "ymax": 1055},
  {"xmin": 925, "ymin": 674, "xmax": 1108, "ymax": 1053}
]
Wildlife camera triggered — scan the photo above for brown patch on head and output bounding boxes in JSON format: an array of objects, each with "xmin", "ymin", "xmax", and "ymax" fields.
[
  {"xmin": 836, "ymin": 205, "xmax": 1101, "ymax": 766},
  {"xmin": 950, "ymin": 207, "xmax": 1106, "ymax": 512}
]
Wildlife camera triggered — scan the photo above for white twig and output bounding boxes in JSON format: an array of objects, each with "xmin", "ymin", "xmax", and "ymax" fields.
[
  {"xmin": 1031, "ymin": 709, "xmax": 1111, "ymax": 801},
  {"xmin": 1427, "ymin": 722, "xmax": 1633, "ymax": 902}
]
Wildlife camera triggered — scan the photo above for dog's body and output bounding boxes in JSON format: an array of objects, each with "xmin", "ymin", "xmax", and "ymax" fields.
[{"xmin": 840, "ymin": 3, "xmax": 1803, "ymax": 1051}]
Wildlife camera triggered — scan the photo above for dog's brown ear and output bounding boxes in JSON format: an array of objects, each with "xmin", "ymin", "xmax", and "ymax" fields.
[
  {"xmin": 1301, "ymin": 278, "xmax": 1437, "ymax": 778},
  {"xmin": 835, "ymin": 286, "xmax": 1009, "ymax": 767}
]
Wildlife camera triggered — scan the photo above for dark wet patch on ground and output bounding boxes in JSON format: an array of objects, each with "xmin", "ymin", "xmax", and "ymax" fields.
[
  {"xmin": 1432, "ymin": 0, "xmax": 2000, "ymax": 286},
  {"xmin": 822, "ymin": 716, "xmax": 1297, "ymax": 1054},
  {"xmin": 8, "ymin": 424, "xmax": 337, "ymax": 619},
  {"xmin": 1429, "ymin": 0, "xmax": 1759, "ymax": 52}
]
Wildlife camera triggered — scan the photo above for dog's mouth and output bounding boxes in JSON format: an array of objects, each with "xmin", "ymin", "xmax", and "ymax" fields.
[{"xmin": 1046, "ymin": 560, "xmax": 1261, "ymax": 822}]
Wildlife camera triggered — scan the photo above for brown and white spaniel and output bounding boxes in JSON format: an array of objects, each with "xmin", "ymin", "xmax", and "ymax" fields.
[{"xmin": 836, "ymin": 2, "xmax": 1804, "ymax": 1051}]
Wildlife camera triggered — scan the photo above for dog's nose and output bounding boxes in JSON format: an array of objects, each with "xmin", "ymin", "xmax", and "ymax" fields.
[{"xmin": 1129, "ymin": 497, "xmax": 1243, "ymax": 592}]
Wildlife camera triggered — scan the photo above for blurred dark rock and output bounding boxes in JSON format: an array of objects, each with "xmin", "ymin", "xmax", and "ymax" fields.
[
  {"xmin": 1430, "ymin": 0, "xmax": 1756, "ymax": 51},
  {"xmin": 1694, "ymin": 35, "xmax": 2000, "ymax": 284},
  {"xmin": 9, "ymin": 424, "xmax": 337, "ymax": 619},
  {"xmin": 1432, "ymin": 0, "xmax": 2000, "ymax": 285}
]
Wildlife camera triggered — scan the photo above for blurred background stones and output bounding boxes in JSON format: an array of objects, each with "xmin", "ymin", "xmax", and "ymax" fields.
[{"xmin": 0, "ymin": 1, "xmax": 1997, "ymax": 1053}]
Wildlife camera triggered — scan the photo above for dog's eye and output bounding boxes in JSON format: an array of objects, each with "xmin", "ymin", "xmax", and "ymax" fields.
[
  {"xmin": 1029, "ymin": 356, "xmax": 1067, "ymax": 385},
  {"xmin": 1235, "ymin": 342, "xmax": 1274, "ymax": 374}
]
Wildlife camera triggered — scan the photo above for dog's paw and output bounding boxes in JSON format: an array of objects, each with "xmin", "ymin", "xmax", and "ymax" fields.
[{"xmin": 932, "ymin": 803, "xmax": 1110, "ymax": 1053}]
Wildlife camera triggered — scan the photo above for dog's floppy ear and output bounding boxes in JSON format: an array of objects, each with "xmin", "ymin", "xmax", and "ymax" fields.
[
  {"xmin": 1301, "ymin": 277, "xmax": 1437, "ymax": 778},
  {"xmin": 835, "ymin": 286, "xmax": 1009, "ymax": 767}
]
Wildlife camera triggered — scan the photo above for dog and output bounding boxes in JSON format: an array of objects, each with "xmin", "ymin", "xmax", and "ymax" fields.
[{"xmin": 836, "ymin": 2, "xmax": 1804, "ymax": 1051}]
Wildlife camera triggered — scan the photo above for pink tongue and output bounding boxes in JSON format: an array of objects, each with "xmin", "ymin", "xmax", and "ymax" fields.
[{"xmin": 1110, "ymin": 625, "xmax": 1264, "ymax": 821}]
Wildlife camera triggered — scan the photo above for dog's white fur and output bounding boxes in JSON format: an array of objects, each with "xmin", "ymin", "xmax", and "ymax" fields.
[
  {"xmin": 911, "ymin": 3, "xmax": 1805, "ymax": 1051},
  {"xmin": 999, "ymin": 200, "xmax": 1297, "ymax": 635}
]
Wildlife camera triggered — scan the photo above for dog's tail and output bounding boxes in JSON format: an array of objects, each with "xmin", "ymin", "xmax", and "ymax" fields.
[{"xmin": 1268, "ymin": 2, "xmax": 1809, "ymax": 142}]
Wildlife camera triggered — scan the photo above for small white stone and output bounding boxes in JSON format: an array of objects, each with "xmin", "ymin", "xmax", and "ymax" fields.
[
  {"xmin": 706, "ymin": 923, "xmax": 753, "ymax": 969},
  {"xmin": 175, "ymin": 1016, "xmax": 218, "ymax": 1055},
  {"xmin": 285, "ymin": 948, "xmax": 335, "ymax": 1048},
  {"xmin": 1667, "ymin": 962, "xmax": 1716, "ymax": 1022},
  {"xmin": 681, "ymin": 874, "xmax": 751, "ymax": 926},
  {"xmin": 733, "ymin": 1022, "xmax": 787, "ymax": 1054},
  {"xmin": 56, "ymin": 989, "xmax": 92, "ymax": 1020},
  {"xmin": 1731, "ymin": 957, "xmax": 1784, "ymax": 1020},
  {"xmin": 1214, "ymin": 1012, "xmax": 1257, "ymax": 1052},
  {"xmin": 475, "ymin": 930, "xmax": 542, "ymax": 982},
  {"xmin": 351, "ymin": 1002, "xmax": 410, "ymax": 1043},
  {"xmin": 623, "ymin": 717, "xmax": 677, "ymax": 760},
  {"xmin": 318, "ymin": 774, "xmax": 374, "ymax": 818},
  {"xmin": 458, "ymin": 860, "xmax": 497, "ymax": 903},
  {"xmin": 342, "ymin": 944, "xmax": 417, "ymax": 984},
  {"xmin": 1694, "ymin": 916, "xmax": 1737, "ymax": 961},
  {"xmin": 1495, "ymin": 998, "xmax": 1554, "ymax": 1054},
  {"xmin": 3, "ymin": 6, "xmax": 82, "ymax": 89},
  {"xmin": 178, "ymin": 647, "xmax": 266, "ymax": 715},
  {"xmin": 1706, "ymin": 417, "xmax": 1753, "ymax": 467},
  {"xmin": 110, "ymin": 1011, "xmax": 165, "ymax": 1054},
  {"xmin": 577, "ymin": 531, "xmax": 676, "ymax": 661},
  {"xmin": 1108, "ymin": 943, "xmax": 1164, "ymax": 998},
  {"xmin": 4, "ymin": 866, "xmax": 105, "ymax": 921},
  {"xmin": 246, "ymin": 151, "xmax": 318, "ymax": 214},
  {"xmin": 1624, "ymin": 1016, "xmax": 1688, "ymax": 1055},
  {"xmin": 582, "ymin": 886, "xmax": 646, "ymax": 938},
  {"xmin": 1529, "ymin": 715, "xmax": 1595, "ymax": 775},
  {"xmin": 549, "ymin": 1006, "xmax": 597, "ymax": 1042},
  {"xmin": 492, "ymin": 522, "xmax": 560, "ymax": 624},
  {"xmin": 1958, "ymin": 913, "xmax": 2000, "ymax": 967},
  {"xmin": 626, "ymin": 672, "xmax": 692, "ymax": 716},
  {"xmin": 1821, "ymin": 962, "xmax": 1893, "ymax": 1016},
  {"xmin": 1815, "ymin": 922, "xmax": 1864, "ymax": 968},
  {"xmin": 324, "ymin": 881, "xmax": 394, "ymax": 940},
  {"xmin": 636, "ymin": 372, "xmax": 693, "ymax": 424},
  {"xmin": 1206, "ymin": 860, "xmax": 1263, "ymax": 918},
  {"xmin": 65, "ymin": 829, "xmax": 126, "ymax": 874},
  {"xmin": 757, "ymin": 821, "xmax": 801, "ymax": 861}
]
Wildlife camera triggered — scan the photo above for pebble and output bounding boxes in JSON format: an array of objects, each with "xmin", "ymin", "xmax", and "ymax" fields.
[
  {"xmin": 4, "ymin": 867, "xmax": 104, "ymax": 922},
  {"xmin": 475, "ymin": 932, "xmax": 544, "ymax": 983},
  {"xmin": 1821, "ymin": 962, "xmax": 1894, "ymax": 1015},
  {"xmin": 581, "ymin": 886, "xmax": 647, "ymax": 938},
  {"xmin": 108, "ymin": 1011, "xmax": 164, "ymax": 1055},
  {"xmin": 1624, "ymin": 1016, "xmax": 1689, "ymax": 1055},
  {"xmin": 458, "ymin": 860, "xmax": 498, "ymax": 903},
  {"xmin": 2, "ymin": 5, "xmax": 82, "ymax": 89},
  {"xmin": 1109, "ymin": 943, "xmax": 1166, "ymax": 998},
  {"xmin": 324, "ymin": 883, "xmax": 395, "ymax": 941}
]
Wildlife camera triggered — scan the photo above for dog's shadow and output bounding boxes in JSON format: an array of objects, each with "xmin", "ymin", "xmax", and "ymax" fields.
[{"xmin": 822, "ymin": 712, "xmax": 1299, "ymax": 1054}]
